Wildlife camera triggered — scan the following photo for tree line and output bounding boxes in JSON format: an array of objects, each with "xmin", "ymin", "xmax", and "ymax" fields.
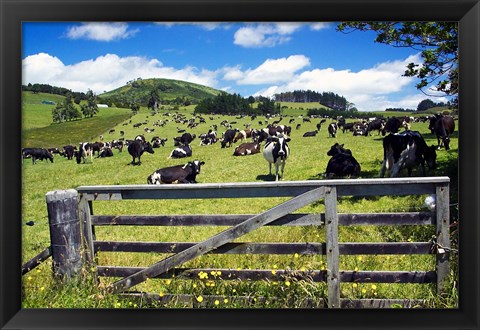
[
  {"xmin": 51, "ymin": 90, "xmax": 98, "ymax": 123},
  {"xmin": 23, "ymin": 83, "xmax": 87, "ymax": 104},
  {"xmin": 194, "ymin": 93, "xmax": 281, "ymax": 116},
  {"xmin": 274, "ymin": 90, "xmax": 354, "ymax": 111}
]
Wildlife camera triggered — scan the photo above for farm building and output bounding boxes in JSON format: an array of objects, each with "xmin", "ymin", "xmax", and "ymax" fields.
[
  {"xmin": 97, "ymin": 104, "xmax": 109, "ymax": 108},
  {"xmin": 41, "ymin": 100, "xmax": 56, "ymax": 105}
]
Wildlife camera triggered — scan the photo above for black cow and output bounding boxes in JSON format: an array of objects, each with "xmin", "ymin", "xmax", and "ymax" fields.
[
  {"xmin": 62, "ymin": 145, "xmax": 76, "ymax": 160},
  {"xmin": 366, "ymin": 119, "xmax": 385, "ymax": 136},
  {"xmin": 221, "ymin": 129, "xmax": 238, "ymax": 148},
  {"xmin": 429, "ymin": 115, "xmax": 455, "ymax": 150},
  {"xmin": 382, "ymin": 117, "xmax": 402, "ymax": 136},
  {"xmin": 233, "ymin": 142, "xmax": 261, "ymax": 156},
  {"xmin": 380, "ymin": 131, "xmax": 437, "ymax": 177},
  {"xmin": 147, "ymin": 160, "xmax": 205, "ymax": 184},
  {"xmin": 325, "ymin": 143, "xmax": 360, "ymax": 178},
  {"xmin": 22, "ymin": 148, "xmax": 54, "ymax": 164},
  {"xmin": 328, "ymin": 123, "xmax": 338, "ymax": 138},
  {"xmin": 127, "ymin": 140, "xmax": 154, "ymax": 165},
  {"xmin": 169, "ymin": 144, "xmax": 192, "ymax": 159},
  {"xmin": 263, "ymin": 135, "xmax": 291, "ymax": 181},
  {"xmin": 303, "ymin": 130, "xmax": 318, "ymax": 137}
]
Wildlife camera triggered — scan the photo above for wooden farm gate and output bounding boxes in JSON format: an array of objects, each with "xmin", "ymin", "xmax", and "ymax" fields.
[{"xmin": 45, "ymin": 177, "xmax": 451, "ymax": 308}]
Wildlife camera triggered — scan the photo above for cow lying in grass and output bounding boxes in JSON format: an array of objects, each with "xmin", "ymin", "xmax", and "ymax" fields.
[
  {"xmin": 147, "ymin": 160, "xmax": 205, "ymax": 184},
  {"xmin": 325, "ymin": 143, "xmax": 361, "ymax": 178}
]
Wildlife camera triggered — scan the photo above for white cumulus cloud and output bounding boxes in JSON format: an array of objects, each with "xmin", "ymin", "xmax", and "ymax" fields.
[
  {"xmin": 66, "ymin": 22, "xmax": 138, "ymax": 41},
  {"xmin": 233, "ymin": 23, "xmax": 303, "ymax": 48},
  {"xmin": 223, "ymin": 55, "xmax": 310, "ymax": 85},
  {"xmin": 22, "ymin": 53, "xmax": 218, "ymax": 94}
]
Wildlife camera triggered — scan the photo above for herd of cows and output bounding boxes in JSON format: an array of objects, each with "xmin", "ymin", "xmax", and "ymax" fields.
[{"xmin": 21, "ymin": 112, "xmax": 455, "ymax": 183}]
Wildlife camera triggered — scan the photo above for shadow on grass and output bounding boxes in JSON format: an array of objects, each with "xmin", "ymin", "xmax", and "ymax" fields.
[{"xmin": 256, "ymin": 174, "xmax": 277, "ymax": 181}]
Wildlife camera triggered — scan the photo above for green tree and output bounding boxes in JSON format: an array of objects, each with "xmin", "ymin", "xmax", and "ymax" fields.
[
  {"xmin": 148, "ymin": 89, "xmax": 160, "ymax": 113},
  {"xmin": 337, "ymin": 22, "xmax": 458, "ymax": 108},
  {"xmin": 81, "ymin": 89, "xmax": 99, "ymax": 118},
  {"xmin": 417, "ymin": 99, "xmax": 436, "ymax": 111},
  {"xmin": 52, "ymin": 92, "xmax": 81, "ymax": 122}
]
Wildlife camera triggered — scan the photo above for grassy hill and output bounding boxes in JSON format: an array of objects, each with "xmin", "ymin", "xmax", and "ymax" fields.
[{"xmin": 98, "ymin": 78, "xmax": 222, "ymax": 105}]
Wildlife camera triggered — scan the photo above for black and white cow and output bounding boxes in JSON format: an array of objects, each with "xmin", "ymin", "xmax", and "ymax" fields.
[
  {"xmin": 97, "ymin": 147, "xmax": 114, "ymax": 158},
  {"xmin": 380, "ymin": 131, "xmax": 437, "ymax": 177},
  {"xmin": 127, "ymin": 140, "xmax": 154, "ymax": 165},
  {"xmin": 169, "ymin": 144, "xmax": 192, "ymax": 159},
  {"xmin": 233, "ymin": 142, "xmax": 261, "ymax": 156},
  {"xmin": 22, "ymin": 148, "xmax": 54, "ymax": 164},
  {"xmin": 429, "ymin": 114, "xmax": 455, "ymax": 150},
  {"xmin": 75, "ymin": 142, "xmax": 93, "ymax": 164},
  {"xmin": 328, "ymin": 123, "xmax": 338, "ymax": 138},
  {"xmin": 325, "ymin": 143, "xmax": 360, "ymax": 178},
  {"xmin": 151, "ymin": 137, "xmax": 168, "ymax": 148},
  {"xmin": 221, "ymin": 129, "xmax": 238, "ymax": 148},
  {"xmin": 263, "ymin": 135, "xmax": 291, "ymax": 181},
  {"xmin": 147, "ymin": 160, "xmax": 205, "ymax": 184}
]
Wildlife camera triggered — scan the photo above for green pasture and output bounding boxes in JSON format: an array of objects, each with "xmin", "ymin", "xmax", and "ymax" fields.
[{"xmin": 21, "ymin": 97, "xmax": 459, "ymax": 308}]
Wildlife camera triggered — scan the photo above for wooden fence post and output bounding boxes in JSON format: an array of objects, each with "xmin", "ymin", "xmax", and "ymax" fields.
[
  {"xmin": 46, "ymin": 189, "xmax": 82, "ymax": 281},
  {"xmin": 78, "ymin": 193, "xmax": 95, "ymax": 265},
  {"xmin": 325, "ymin": 186, "xmax": 340, "ymax": 308},
  {"xmin": 435, "ymin": 182, "xmax": 450, "ymax": 293}
]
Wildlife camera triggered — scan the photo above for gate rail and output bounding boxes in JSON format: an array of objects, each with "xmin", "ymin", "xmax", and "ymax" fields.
[{"xmin": 45, "ymin": 177, "xmax": 450, "ymax": 308}]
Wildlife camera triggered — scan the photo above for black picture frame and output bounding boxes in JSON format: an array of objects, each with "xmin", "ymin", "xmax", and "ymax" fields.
[{"xmin": 1, "ymin": 0, "xmax": 479, "ymax": 329}]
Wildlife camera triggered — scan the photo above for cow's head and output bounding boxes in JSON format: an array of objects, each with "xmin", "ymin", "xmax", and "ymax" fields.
[
  {"xmin": 188, "ymin": 160, "xmax": 205, "ymax": 174},
  {"xmin": 144, "ymin": 142, "xmax": 155, "ymax": 154},
  {"xmin": 443, "ymin": 136, "xmax": 451, "ymax": 151},
  {"xmin": 424, "ymin": 145, "xmax": 437, "ymax": 170},
  {"xmin": 327, "ymin": 143, "xmax": 343, "ymax": 156},
  {"xmin": 74, "ymin": 151, "xmax": 82, "ymax": 164},
  {"xmin": 271, "ymin": 135, "xmax": 291, "ymax": 159}
]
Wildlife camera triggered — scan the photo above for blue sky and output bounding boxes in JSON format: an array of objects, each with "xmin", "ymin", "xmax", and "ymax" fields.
[{"xmin": 22, "ymin": 22, "xmax": 449, "ymax": 111}]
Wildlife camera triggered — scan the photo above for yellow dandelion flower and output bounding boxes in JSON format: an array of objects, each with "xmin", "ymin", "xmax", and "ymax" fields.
[
  {"xmin": 214, "ymin": 300, "xmax": 220, "ymax": 306},
  {"xmin": 196, "ymin": 296, "xmax": 204, "ymax": 303},
  {"xmin": 211, "ymin": 271, "xmax": 216, "ymax": 276},
  {"xmin": 36, "ymin": 269, "xmax": 41, "ymax": 273},
  {"xmin": 232, "ymin": 289, "xmax": 237, "ymax": 293},
  {"xmin": 27, "ymin": 276, "xmax": 32, "ymax": 281},
  {"xmin": 371, "ymin": 284, "xmax": 377, "ymax": 290},
  {"xmin": 294, "ymin": 253, "xmax": 299, "ymax": 259},
  {"xmin": 159, "ymin": 292, "xmax": 164, "ymax": 297},
  {"xmin": 216, "ymin": 271, "xmax": 222, "ymax": 276},
  {"xmin": 374, "ymin": 292, "xmax": 378, "ymax": 296},
  {"xmin": 40, "ymin": 286, "xmax": 45, "ymax": 291},
  {"xmin": 285, "ymin": 281, "xmax": 291, "ymax": 287},
  {"xmin": 224, "ymin": 298, "xmax": 229, "ymax": 303},
  {"xmin": 321, "ymin": 265, "xmax": 326, "ymax": 270},
  {"xmin": 165, "ymin": 279, "xmax": 172, "ymax": 285},
  {"xmin": 357, "ymin": 256, "xmax": 363, "ymax": 261},
  {"xmin": 115, "ymin": 302, "xmax": 121, "ymax": 308},
  {"xmin": 273, "ymin": 264, "xmax": 278, "ymax": 269},
  {"xmin": 134, "ymin": 304, "xmax": 138, "ymax": 308},
  {"xmin": 271, "ymin": 269, "xmax": 277, "ymax": 275},
  {"xmin": 354, "ymin": 267, "xmax": 359, "ymax": 272},
  {"xmin": 362, "ymin": 289, "xmax": 367, "ymax": 294},
  {"xmin": 193, "ymin": 283, "xmax": 197, "ymax": 288},
  {"xmin": 300, "ymin": 266, "xmax": 306, "ymax": 272},
  {"xmin": 353, "ymin": 283, "xmax": 358, "ymax": 288}
]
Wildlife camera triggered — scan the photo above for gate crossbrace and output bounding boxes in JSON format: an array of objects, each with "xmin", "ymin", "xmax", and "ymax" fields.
[{"xmin": 110, "ymin": 187, "xmax": 325, "ymax": 293}]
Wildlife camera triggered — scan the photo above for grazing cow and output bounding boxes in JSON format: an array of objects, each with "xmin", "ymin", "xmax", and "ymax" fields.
[
  {"xmin": 22, "ymin": 148, "xmax": 54, "ymax": 164},
  {"xmin": 303, "ymin": 130, "xmax": 318, "ymax": 137},
  {"xmin": 88, "ymin": 142, "xmax": 104, "ymax": 155},
  {"xmin": 97, "ymin": 147, "xmax": 113, "ymax": 158},
  {"xmin": 263, "ymin": 135, "xmax": 291, "ymax": 181},
  {"xmin": 151, "ymin": 137, "xmax": 168, "ymax": 148},
  {"xmin": 75, "ymin": 142, "xmax": 93, "ymax": 164},
  {"xmin": 62, "ymin": 145, "xmax": 76, "ymax": 160},
  {"xmin": 366, "ymin": 119, "xmax": 385, "ymax": 136},
  {"xmin": 328, "ymin": 123, "xmax": 338, "ymax": 138},
  {"xmin": 147, "ymin": 160, "xmax": 205, "ymax": 184},
  {"xmin": 382, "ymin": 117, "xmax": 402, "ymax": 136},
  {"xmin": 110, "ymin": 140, "xmax": 124, "ymax": 152},
  {"xmin": 169, "ymin": 144, "xmax": 192, "ymax": 159},
  {"xmin": 325, "ymin": 143, "xmax": 360, "ymax": 178},
  {"xmin": 429, "ymin": 115, "xmax": 455, "ymax": 150},
  {"xmin": 221, "ymin": 129, "xmax": 238, "ymax": 148},
  {"xmin": 127, "ymin": 140, "xmax": 154, "ymax": 165},
  {"xmin": 233, "ymin": 142, "xmax": 261, "ymax": 156},
  {"xmin": 380, "ymin": 131, "xmax": 437, "ymax": 177}
]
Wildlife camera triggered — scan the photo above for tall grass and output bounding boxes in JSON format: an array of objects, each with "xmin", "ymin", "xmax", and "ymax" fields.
[{"xmin": 21, "ymin": 101, "xmax": 459, "ymax": 308}]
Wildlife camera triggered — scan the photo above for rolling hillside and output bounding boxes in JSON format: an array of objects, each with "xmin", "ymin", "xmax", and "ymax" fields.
[{"xmin": 98, "ymin": 78, "xmax": 222, "ymax": 106}]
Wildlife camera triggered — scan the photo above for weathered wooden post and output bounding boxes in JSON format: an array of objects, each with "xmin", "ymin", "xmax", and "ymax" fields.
[
  {"xmin": 325, "ymin": 186, "xmax": 340, "ymax": 308},
  {"xmin": 46, "ymin": 189, "xmax": 83, "ymax": 281},
  {"xmin": 435, "ymin": 182, "xmax": 450, "ymax": 293}
]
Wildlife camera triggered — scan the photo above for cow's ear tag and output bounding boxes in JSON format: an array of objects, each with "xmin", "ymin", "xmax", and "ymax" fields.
[{"xmin": 437, "ymin": 247, "xmax": 446, "ymax": 254}]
